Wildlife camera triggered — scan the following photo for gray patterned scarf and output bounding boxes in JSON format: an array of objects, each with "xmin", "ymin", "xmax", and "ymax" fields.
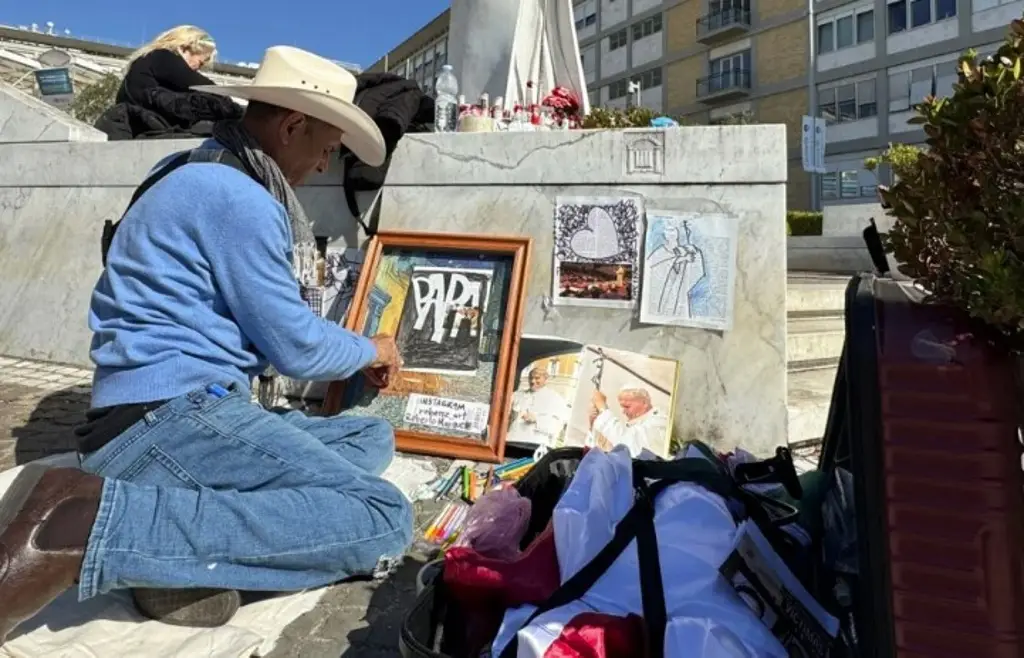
[{"xmin": 191, "ymin": 120, "xmax": 319, "ymax": 406}]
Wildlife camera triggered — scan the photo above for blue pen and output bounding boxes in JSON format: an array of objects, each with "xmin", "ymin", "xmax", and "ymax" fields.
[{"xmin": 206, "ymin": 383, "xmax": 230, "ymax": 398}]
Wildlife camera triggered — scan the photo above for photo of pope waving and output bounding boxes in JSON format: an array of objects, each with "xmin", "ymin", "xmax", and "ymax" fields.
[{"xmin": 587, "ymin": 385, "xmax": 669, "ymax": 457}]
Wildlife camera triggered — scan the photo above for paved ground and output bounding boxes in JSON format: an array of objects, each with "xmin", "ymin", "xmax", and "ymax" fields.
[
  {"xmin": 0, "ymin": 355, "xmax": 442, "ymax": 657},
  {"xmin": 0, "ymin": 354, "xmax": 822, "ymax": 657}
]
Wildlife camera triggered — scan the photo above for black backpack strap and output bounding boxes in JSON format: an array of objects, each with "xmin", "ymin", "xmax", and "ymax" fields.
[
  {"xmin": 498, "ymin": 459, "xmax": 732, "ymax": 658},
  {"xmin": 497, "ymin": 455, "xmax": 808, "ymax": 658},
  {"xmin": 101, "ymin": 149, "xmax": 258, "ymax": 266},
  {"xmin": 341, "ymin": 154, "xmax": 379, "ymax": 236},
  {"xmin": 101, "ymin": 150, "xmax": 192, "ymax": 266}
]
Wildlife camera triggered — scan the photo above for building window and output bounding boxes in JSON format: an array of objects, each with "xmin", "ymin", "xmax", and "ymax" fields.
[
  {"xmin": 435, "ymin": 40, "xmax": 447, "ymax": 69},
  {"xmin": 422, "ymin": 50, "xmax": 433, "ymax": 81},
  {"xmin": 888, "ymin": 60, "xmax": 958, "ymax": 111},
  {"xmin": 574, "ymin": 0, "xmax": 597, "ymax": 30},
  {"xmin": 708, "ymin": 50, "xmax": 752, "ymax": 91},
  {"xmin": 400, "ymin": 37, "xmax": 449, "ymax": 94},
  {"xmin": 631, "ymin": 14, "xmax": 663, "ymax": 41},
  {"xmin": 818, "ymin": 79, "xmax": 877, "ymax": 123},
  {"xmin": 836, "ymin": 15, "xmax": 854, "ymax": 47},
  {"xmin": 609, "ymin": 79, "xmax": 629, "ymax": 99},
  {"xmin": 857, "ymin": 11, "xmax": 874, "ymax": 42},
  {"xmin": 634, "ymin": 67, "xmax": 662, "ymax": 89},
  {"xmin": 821, "ymin": 171, "xmax": 873, "ymax": 200},
  {"xmin": 389, "ymin": 60, "xmax": 408, "ymax": 77},
  {"xmin": 608, "ymin": 28, "xmax": 629, "ymax": 51},
  {"xmin": 581, "ymin": 47, "xmax": 597, "ymax": 78},
  {"xmin": 710, "ymin": 0, "xmax": 751, "ymax": 14},
  {"xmin": 817, "ymin": 23, "xmax": 834, "ymax": 53},
  {"xmin": 888, "ymin": 0, "xmax": 955, "ymax": 34},
  {"xmin": 817, "ymin": 9, "xmax": 874, "ymax": 54}
]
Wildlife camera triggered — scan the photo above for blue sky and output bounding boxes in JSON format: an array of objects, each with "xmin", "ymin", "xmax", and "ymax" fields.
[{"xmin": 5, "ymin": 0, "xmax": 450, "ymax": 68}]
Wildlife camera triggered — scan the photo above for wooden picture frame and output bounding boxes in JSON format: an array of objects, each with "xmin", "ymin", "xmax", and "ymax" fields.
[{"xmin": 322, "ymin": 230, "xmax": 532, "ymax": 463}]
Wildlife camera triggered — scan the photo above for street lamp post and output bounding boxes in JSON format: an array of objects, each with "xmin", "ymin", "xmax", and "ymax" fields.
[{"xmin": 807, "ymin": 0, "xmax": 820, "ymax": 211}]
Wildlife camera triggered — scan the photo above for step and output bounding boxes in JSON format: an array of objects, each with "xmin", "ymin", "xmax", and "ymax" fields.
[
  {"xmin": 787, "ymin": 314, "xmax": 845, "ymax": 365},
  {"xmin": 787, "ymin": 273, "xmax": 849, "ymax": 316},
  {"xmin": 788, "ymin": 365, "xmax": 839, "ymax": 444}
]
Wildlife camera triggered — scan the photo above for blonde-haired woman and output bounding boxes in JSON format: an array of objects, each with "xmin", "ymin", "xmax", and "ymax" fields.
[{"xmin": 98, "ymin": 25, "xmax": 242, "ymax": 139}]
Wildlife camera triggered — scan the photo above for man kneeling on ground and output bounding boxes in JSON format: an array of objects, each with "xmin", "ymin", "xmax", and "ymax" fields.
[{"xmin": 0, "ymin": 46, "xmax": 412, "ymax": 642}]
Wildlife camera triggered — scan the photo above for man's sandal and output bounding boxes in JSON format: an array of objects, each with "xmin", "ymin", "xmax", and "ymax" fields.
[{"xmin": 131, "ymin": 588, "xmax": 241, "ymax": 627}]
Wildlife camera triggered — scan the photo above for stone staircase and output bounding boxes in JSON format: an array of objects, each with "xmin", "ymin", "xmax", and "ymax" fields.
[{"xmin": 787, "ymin": 273, "xmax": 849, "ymax": 445}]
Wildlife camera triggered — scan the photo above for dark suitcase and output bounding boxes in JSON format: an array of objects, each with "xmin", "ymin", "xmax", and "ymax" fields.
[{"xmin": 821, "ymin": 273, "xmax": 1024, "ymax": 658}]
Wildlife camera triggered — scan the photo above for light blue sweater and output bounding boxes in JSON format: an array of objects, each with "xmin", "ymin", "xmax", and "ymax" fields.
[{"xmin": 88, "ymin": 152, "xmax": 376, "ymax": 408}]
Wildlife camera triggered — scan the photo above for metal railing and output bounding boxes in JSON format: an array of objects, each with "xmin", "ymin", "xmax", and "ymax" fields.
[
  {"xmin": 696, "ymin": 69, "xmax": 752, "ymax": 98},
  {"xmin": 696, "ymin": 8, "xmax": 752, "ymax": 37}
]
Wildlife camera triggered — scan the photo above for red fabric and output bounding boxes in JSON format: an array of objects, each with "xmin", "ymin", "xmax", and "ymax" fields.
[
  {"xmin": 444, "ymin": 521, "xmax": 560, "ymax": 606},
  {"xmin": 543, "ymin": 613, "xmax": 647, "ymax": 658},
  {"xmin": 443, "ymin": 521, "xmax": 561, "ymax": 655}
]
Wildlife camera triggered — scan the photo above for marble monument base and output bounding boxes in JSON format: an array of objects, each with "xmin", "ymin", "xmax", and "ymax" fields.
[{"xmin": 377, "ymin": 127, "xmax": 788, "ymax": 456}]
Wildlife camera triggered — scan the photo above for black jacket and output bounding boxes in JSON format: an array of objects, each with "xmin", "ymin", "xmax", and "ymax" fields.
[
  {"xmin": 343, "ymin": 73, "xmax": 435, "ymax": 195},
  {"xmin": 96, "ymin": 49, "xmax": 242, "ymax": 140}
]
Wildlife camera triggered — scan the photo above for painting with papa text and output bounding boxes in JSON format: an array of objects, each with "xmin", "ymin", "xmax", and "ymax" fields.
[{"xmin": 339, "ymin": 249, "xmax": 512, "ymax": 441}]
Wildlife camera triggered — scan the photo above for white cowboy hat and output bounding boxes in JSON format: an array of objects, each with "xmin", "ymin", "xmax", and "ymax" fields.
[{"xmin": 193, "ymin": 45, "xmax": 386, "ymax": 167}]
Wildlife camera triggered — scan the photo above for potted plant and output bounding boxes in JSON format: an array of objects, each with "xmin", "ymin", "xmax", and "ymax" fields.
[{"xmin": 866, "ymin": 19, "xmax": 1024, "ymax": 349}]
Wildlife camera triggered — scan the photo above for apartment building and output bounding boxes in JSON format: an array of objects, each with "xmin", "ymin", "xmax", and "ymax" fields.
[
  {"xmin": 814, "ymin": 0, "xmax": 1019, "ymax": 210},
  {"xmin": 364, "ymin": 11, "xmax": 451, "ymax": 91},
  {"xmin": 367, "ymin": 2, "xmax": 814, "ymax": 210}
]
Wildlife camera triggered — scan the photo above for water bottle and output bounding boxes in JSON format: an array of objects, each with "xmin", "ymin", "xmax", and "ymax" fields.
[{"xmin": 434, "ymin": 64, "xmax": 459, "ymax": 132}]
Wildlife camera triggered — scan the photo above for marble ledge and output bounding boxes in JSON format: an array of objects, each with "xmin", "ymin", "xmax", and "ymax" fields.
[
  {"xmin": 0, "ymin": 84, "xmax": 107, "ymax": 145},
  {"xmin": 0, "ymin": 139, "xmax": 348, "ymax": 188},
  {"xmin": 386, "ymin": 125, "xmax": 788, "ymax": 187},
  {"xmin": 379, "ymin": 182, "xmax": 788, "ymax": 454}
]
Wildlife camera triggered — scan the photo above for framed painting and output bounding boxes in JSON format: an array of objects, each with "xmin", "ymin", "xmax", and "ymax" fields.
[{"xmin": 322, "ymin": 231, "xmax": 532, "ymax": 463}]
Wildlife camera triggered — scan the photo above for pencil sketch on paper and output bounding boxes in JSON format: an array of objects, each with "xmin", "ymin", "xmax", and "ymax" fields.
[
  {"xmin": 639, "ymin": 211, "xmax": 739, "ymax": 331},
  {"xmin": 322, "ymin": 247, "xmax": 365, "ymax": 324},
  {"xmin": 395, "ymin": 266, "xmax": 493, "ymax": 375},
  {"xmin": 552, "ymin": 196, "xmax": 643, "ymax": 309}
]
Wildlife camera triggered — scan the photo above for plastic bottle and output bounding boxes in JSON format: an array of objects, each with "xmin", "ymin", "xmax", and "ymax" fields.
[{"xmin": 434, "ymin": 65, "xmax": 459, "ymax": 132}]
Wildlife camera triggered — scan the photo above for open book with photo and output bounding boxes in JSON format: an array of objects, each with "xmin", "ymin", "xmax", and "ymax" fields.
[
  {"xmin": 720, "ymin": 520, "xmax": 840, "ymax": 657},
  {"xmin": 508, "ymin": 343, "xmax": 679, "ymax": 458}
]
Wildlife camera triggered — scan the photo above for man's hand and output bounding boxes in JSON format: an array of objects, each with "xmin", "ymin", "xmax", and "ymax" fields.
[
  {"xmin": 364, "ymin": 335, "xmax": 402, "ymax": 388},
  {"xmin": 591, "ymin": 390, "xmax": 608, "ymax": 412},
  {"xmin": 521, "ymin": 411, "xmax": 537, "ymax": 423},
  {"xmin": 588, "ymin": 405, "xmax": 599, "ymax": 428}
]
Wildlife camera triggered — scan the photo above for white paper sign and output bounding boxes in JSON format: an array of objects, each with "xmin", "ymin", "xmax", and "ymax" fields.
[
  {"xmin": 404, "ymin": 394, "xmax": 490, "ymax": 435},
  {"xmin": 814, "ymin": 116, "xmax": 827, "ymax": 174},
  {"xmin": 801, "ymin": 115, "xmax": 827, "ymax": 174}
]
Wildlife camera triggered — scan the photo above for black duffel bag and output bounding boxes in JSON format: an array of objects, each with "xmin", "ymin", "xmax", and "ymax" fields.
[{"xmin": 399, "ymin": 445, "xmax": 809, "ymax": 658}]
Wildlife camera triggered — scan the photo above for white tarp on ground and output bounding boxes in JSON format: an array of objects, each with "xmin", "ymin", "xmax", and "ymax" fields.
[
  {"xmin": 0, "ymin": 452, "xmax": 438, "ymax": 658},
  {"xmin": 447, "ymin": 0, "xmax": 590, "ymax": 113}
]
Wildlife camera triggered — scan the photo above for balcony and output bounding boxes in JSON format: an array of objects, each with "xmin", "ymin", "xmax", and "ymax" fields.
[
  {"xmin": 696, "ymin": 8, "xmax": 752, "ymax": 43},
  {"xmin": 696, "ymin": 69, "xmax": 752, "ymax": 102}
]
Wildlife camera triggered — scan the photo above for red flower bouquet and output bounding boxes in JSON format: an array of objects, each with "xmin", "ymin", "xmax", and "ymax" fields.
[{"xmin": 541, "ymin": 86, "xmax": 583, "ymax": 129}]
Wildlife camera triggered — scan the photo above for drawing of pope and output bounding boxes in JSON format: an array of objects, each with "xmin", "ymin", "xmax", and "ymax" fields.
[
  {"xmin": 508, "ymin": 368, "xmax": 570, "ymax": 447},
  {"xmin": 647, "ymin": 220, "xmax": 707, "ymax": 318}
]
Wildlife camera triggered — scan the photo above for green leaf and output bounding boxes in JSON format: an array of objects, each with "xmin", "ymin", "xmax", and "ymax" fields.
[
  {"xmin": 906, "ymin": 115, "xmax": 929, "ymax": 124},
  {"xmin": 1014, "ymin": 57, "xmax": 1022, "ymax": 80}
]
